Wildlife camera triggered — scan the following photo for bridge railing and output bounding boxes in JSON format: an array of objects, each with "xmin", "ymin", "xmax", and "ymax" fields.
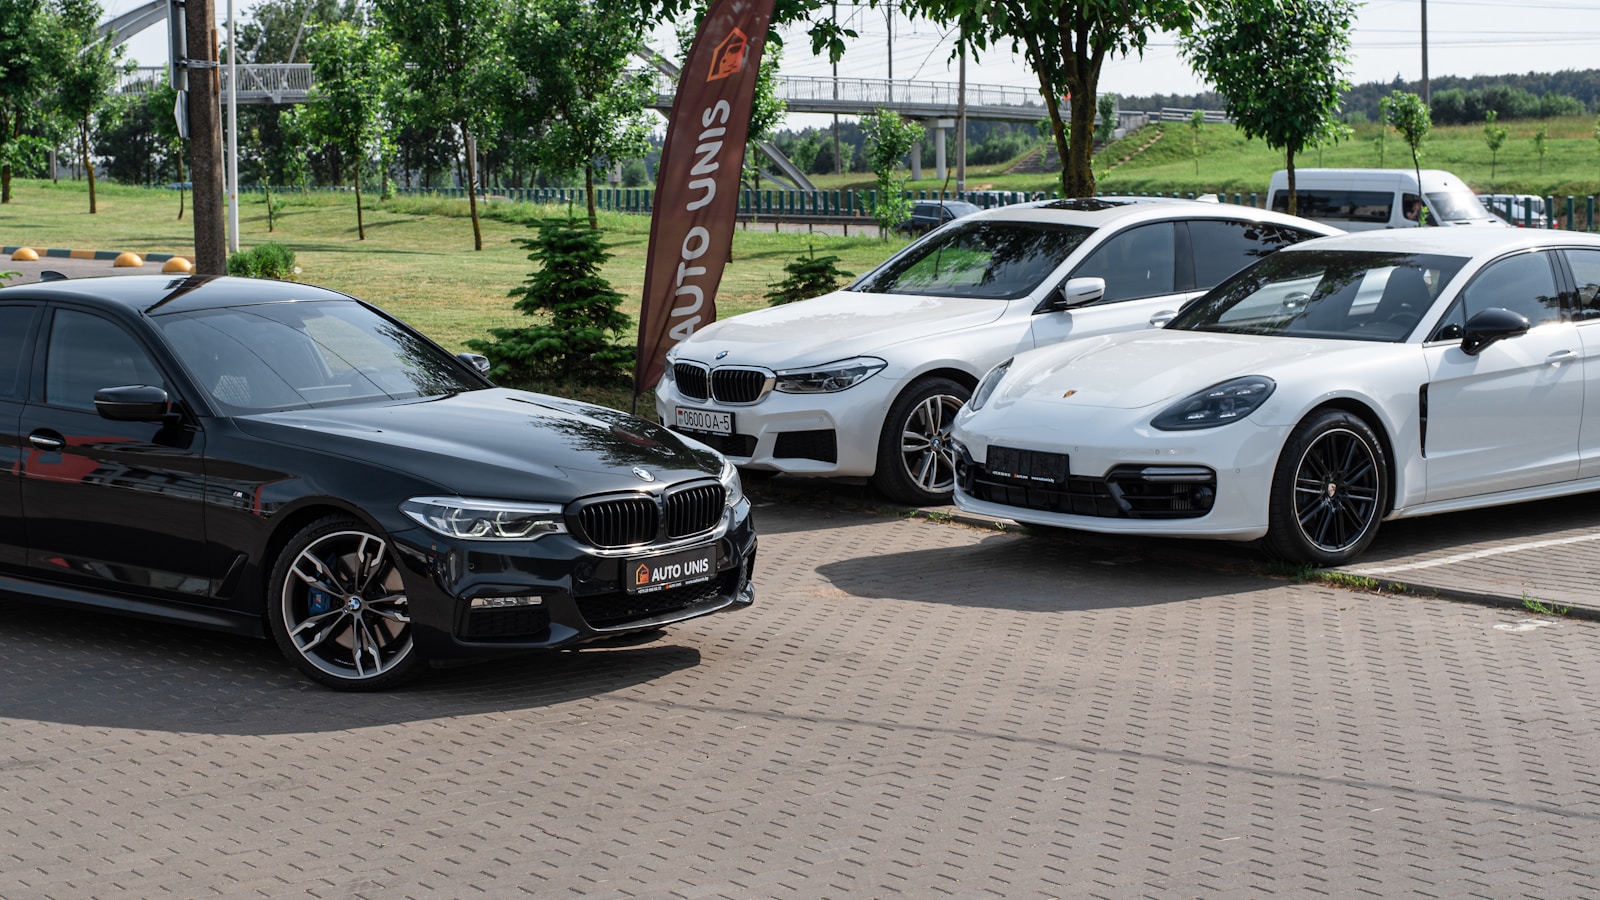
[{"xmin": 120, "ymin": 64, "xmax": 312, "ymax": 100}]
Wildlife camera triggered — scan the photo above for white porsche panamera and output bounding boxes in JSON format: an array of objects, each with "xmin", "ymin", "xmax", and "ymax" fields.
[{"xmin": 951, "ymin": 228, "xmax": 1600, "ymax": 564}]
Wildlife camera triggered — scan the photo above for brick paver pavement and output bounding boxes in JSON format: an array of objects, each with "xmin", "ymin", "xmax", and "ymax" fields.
[{"xmin": 3, "ymin": 493, "xmax": 1600, "ymax": 897}]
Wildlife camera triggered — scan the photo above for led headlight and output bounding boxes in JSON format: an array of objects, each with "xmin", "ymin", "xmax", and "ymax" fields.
[
  {"xmin": 401, "ymin": 497, "xmax": 568, "ymax": 540},
  {"xmin": 969, "ymin": 358, "xmax": 1012, "ymax": 411},
  {"xmin": 774, "ymin": 356, "xmax": 887, "ymax": 394},
  {"xmin": 719, "ymin": 459, "xmax": 745, "ymax": 509},
  {"xmin": 1151, "ymin": 376, "xmax": 1276, "ymax": 431}
]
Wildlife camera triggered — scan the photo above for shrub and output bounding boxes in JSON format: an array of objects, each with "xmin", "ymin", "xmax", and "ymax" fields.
[
  {"xmin": 766, "ymin": 245, "xmax": 854, "ymax": 305},
  {"xmin": 226, "ymin": 242, "xmax": 297, "ymax": 279}
]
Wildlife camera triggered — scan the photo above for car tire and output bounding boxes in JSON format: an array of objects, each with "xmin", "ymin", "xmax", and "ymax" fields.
[
  {"xmin": 1264, "ymin": 410, "xmax": 1388, "ymax": 566},
  {"xmin": 872, "ymin": 377, "xmax": 971, "ymax": 506},
  {"xmin": 267, "ymin": 515, "xmax": 424, "ymax": 691}
]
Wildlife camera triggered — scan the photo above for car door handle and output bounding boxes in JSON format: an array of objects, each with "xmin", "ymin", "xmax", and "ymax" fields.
[
  {"xmin": 28, "ymin": 434, "xmax": 64, "ymax": 451},
  {"xmin": 1546, "ymin": 350, "xmax": 1577, "ymax": 365},
  {"xmin": 1149, "ymin": 310, "xmax": 1178, "ymax": 327}
]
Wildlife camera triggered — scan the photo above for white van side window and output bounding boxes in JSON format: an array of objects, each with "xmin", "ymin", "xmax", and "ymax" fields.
[{"xmin": 1271, "ymin": 189, "xmax": 1392, "ymax": 224}]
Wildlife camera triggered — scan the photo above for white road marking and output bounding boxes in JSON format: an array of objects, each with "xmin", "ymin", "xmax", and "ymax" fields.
[
  {"xmin": 1342, "ymin": 532, "xmax": 1600, "ymax": 577},
  {"xmin": 1494, "ymin": 618, "xmax": 1564, "ymax": 633}
]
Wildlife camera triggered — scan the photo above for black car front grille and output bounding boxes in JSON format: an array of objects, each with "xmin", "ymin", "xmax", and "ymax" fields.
[
  {"xmin": 674, "ymin": 363, "xmax": 709, "ymax": 401},
  {"xmin": 773, "ymin": 429, "xmax": 838, "ymax": 463},
  {"xmin": 963, "ymin": 458, "xmax": 1216, "ymax": 520},
  {"xmin": 572, "ymin": 481, "xmax": 726, "ymax": 548},
  {"xmin": 665, "ymin": 483, "xmax": 725, "ymax": 538},
  {"xmin": 576, "ymin": 496, "xmax": 658, "ymax": 547},
  {"xmin": 711, "ymin": 368, "xmax": 770, "ymax": 403},
  {"xmin": 463, "ymin": 606, "xmax": 551, "ymax": 640},
  {"xmin": 577, "ymin": 572, "xmax": 734, "ymax": 629}
]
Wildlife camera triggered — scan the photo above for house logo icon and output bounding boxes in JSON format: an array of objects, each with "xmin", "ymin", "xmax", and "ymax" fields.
[
  {"xmin": 707, "ymin": 28, "xmax": 749, "ymax": 82},
  {"xmin": 635, "ymin": 563, "xmax": 651, "ymax": 586}
]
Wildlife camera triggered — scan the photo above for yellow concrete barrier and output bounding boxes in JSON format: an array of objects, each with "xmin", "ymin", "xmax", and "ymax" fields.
[
  {"xmin": 161, "ymin": 257, "xmax": 194, "ymax": 274},
  {"xmin": 113, "ymin": 251, "xmax": 145, "ymax": 267},
  {"xmin": 11, "ymin": 247, "xmax": 38, "ymax": 261}
]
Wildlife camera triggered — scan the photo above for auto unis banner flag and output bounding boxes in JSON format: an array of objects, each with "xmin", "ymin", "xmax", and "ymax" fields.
[{"xmin": 634, "ymin": 0, "xmax": 775, "ymax": 398}]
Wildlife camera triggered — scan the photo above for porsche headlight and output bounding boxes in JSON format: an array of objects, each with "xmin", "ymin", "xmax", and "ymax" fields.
[
  {"xmin": 774, "ymin": 356, "xmax": 887, "ymax": 393},
  {"xmin": 401, "ymin": 497, "xmax": 568, "ymax": 540},
  {"xmin": 1151, "ymin": 376, "xmax": 1276, "ymax": 431},
  {"xmin": 719, "ymin": 458, "xmax": 745, "ymax": 508},
  {"xmin": 969, "ymin": 358, "xmax": 1012, "ymax": 411}
]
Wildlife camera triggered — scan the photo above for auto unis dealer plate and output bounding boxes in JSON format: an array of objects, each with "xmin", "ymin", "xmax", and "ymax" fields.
[{"xmin": 627, "ymin": 543, "xmax": 719, "ymax": 594}]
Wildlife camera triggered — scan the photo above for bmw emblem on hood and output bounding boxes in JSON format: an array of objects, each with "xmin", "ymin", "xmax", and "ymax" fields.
[
  {"xmin": 632, "ymin": 467, "xmax": 656, "ymax": 482},
  {"xmin": 716, "ymin": 350, "xmax": 729, "ymax": 360}
]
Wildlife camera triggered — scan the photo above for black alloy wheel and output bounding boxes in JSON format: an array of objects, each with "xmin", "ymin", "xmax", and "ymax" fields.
[{"xmin": 1265, "ymin": 410, "xmax": 1388, "ymax": 565}]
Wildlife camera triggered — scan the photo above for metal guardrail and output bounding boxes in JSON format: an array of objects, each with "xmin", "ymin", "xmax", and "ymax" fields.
[{"xmin": 121, "ymin": 65, "xmax": 312, "ymax": 104}]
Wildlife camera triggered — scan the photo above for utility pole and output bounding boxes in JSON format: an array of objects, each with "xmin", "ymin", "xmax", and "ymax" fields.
[
  {"xmin": 1420, "ymin": 0, "xmax": 1430, "ymax": 106},
  {"xmin": 832, "ymin": 0, "xmax": 841, "ymax": 176},
  {"xmin": 956, "ymin": 41, "xmax": 966, "ymax": 193},
  {"xmin": 184, "ymin": 0, "xmax": 226, "ymax": 274}
]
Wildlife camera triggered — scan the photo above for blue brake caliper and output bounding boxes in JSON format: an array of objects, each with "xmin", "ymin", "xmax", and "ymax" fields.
[{"xmin": 307, "ymin": 553, "xmax": 337, "ymax": 616}]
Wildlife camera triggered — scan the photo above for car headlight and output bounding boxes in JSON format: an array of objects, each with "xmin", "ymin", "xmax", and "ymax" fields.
[
  {"xmin": 1151, "ymin": 376, "xmax": 1276, "ymax": 431},
  {"xmin": 401, "ymin": 497, "xmax": 568, "ymax": 540},
  {"xmin": 969, "ymin": 358, "xmax": 1012, "ymax": 411},
  {"xmin": 773, "ymin": 356, "xmax": 887, "ymax": 393},
  {"xmin": 719, "ymin": 459, "xmax": 744, "ymax": 508}
]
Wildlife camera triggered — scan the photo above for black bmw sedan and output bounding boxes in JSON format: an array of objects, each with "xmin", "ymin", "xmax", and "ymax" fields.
[{"xmin": 0, "ymin": 275, "xmax": 757, "ymax": 690}]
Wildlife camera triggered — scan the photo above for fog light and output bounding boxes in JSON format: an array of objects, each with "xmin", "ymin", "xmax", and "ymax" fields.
[{"xmin": 470, "ymin": 595, "xmax": 545, "ymax": 608}]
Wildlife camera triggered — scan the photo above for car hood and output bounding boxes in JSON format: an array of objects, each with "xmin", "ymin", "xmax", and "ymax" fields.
[
  {"xmin": 233, "ymin": 388, "xmax": 724, "ymax": 498},
  {"xmin": 991, "ymin": 329, "xmax": 1387, "ymax": 411},
  {"xmin": 677, "ymin": 290, "xmax": 1010, "ymax": 367}
]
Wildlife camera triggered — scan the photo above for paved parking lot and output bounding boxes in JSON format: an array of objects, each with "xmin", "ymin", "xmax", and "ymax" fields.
[{"xmin": 4, "ymin": 485, "xmax": 1600, "ymax": 897}]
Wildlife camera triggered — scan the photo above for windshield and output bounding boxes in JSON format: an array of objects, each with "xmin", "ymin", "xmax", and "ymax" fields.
[
  {"xmin": 1426, "ymin": 189, "xmax": 1493, "ymax": 222},
  {"xmin": 851, "ymin": 221, "xmax": 1093, "ymax": 300},
  {"xmin": 1168, "ymin": 249, "xmax": 1470, "ymax": 342},
  {"xmin": 157, "ymin": 300, "xmax": 481, "ymax": 413}
]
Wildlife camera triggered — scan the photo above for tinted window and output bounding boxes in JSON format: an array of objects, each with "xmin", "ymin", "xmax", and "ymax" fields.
[
  {"xmin": 1272, "ymin": 189, "xmax": 1393, "ymax": 224},
  {"xmin": 0, "ymin": 305, "xmax": 37, "ymax": 401},
  {"xmin": 1171, "ymin": 249, "xmax": 1468, "ymax": 342},
  {"xmin": 853, "ymin": 221, "xmax": 1093, "ymax": 300},
  {"xmin": 157, "ymin": 300, "xmax": 480, "ymax": 412},
  {"xmin": 1071, "ymin": 222, "xmax": 1176, "ymax": 303},
  {"xmin": 1565, "ymin": 248, "xmax": 1600, "ymax": 320},
  {"xmin": 45, "ymin": 310, "xmax": 167, "ymax": 410},
  {"xmin": 1442, "ymin": 251, "xmax": 1561, "ymax": 332},
  {"xmin": 1188, "ymin": 220, "xmax": 1317, "ymax": 289}
]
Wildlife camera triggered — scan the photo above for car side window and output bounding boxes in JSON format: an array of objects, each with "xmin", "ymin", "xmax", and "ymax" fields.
[
  {"xmin": 1071, "ymin": 222, "xmax": 1176, "ymax": 303},
  {"xmin": 0, "ymin": 305, "xmax": 38, "ymax": 401},
  {"xmin": 1563, "ymin": 249, "xmax": 1600, "ymax": 321},
  {"xmin": 44, "ymin": 309, "xmax": 167, "ymax": 411},
  {"xmin": 1430, "ymin": 251, "xmax": 1560, "ymax": 341},
  {"xmin": 1187, "ymin": 221, "xmax": 1317, "ymax": 290}
]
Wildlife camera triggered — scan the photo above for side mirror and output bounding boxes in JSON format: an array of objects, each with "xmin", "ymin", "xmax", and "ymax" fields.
[
  {"xmin": 457, "ymin": 352, "xmax": 492, "ymax": 375},
  {"xmin": 1047, "ymin": 277, "xmax": 1106, "ymax": 311},
  {"xmin": 95, "ymin": 384, "xmax": 173, "ymax": 421},
  {"xmin": 1461, "ymin": 308, "xmax": 1530, "ymax": 356}
]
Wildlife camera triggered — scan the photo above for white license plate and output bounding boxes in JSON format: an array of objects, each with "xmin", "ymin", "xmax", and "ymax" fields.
[
  {"xmin": 676, "ymin": 406, "xmax": 733, "ymax": 436},
  {"xmin": 627, "ymin": 543, "xmax": 718, "ymax": 594}
]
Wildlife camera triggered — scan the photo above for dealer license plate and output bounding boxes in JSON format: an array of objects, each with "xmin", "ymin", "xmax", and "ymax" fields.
[
  {"xmin": 675, "ymin": 406, "xmax": 733, "ymax": 436},
  {"xmin": 986, "ymin": 446, "xmax": 1070, "ymax": 485},
  {"xmin": 626, "ymin": 543, "xmax": 718, "ymax": 595}
]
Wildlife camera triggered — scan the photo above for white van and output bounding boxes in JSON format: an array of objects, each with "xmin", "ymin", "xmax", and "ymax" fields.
[
  {"xmin": 1478, "ymin": 193, "xmax": 1550, "ymax": 228},
  {"xmin": 1266, "ymin": 168, "xmax": 1504, "ymax": 231}
]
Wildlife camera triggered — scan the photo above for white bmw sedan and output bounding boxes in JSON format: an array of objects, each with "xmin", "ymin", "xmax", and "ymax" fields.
[
  {"xmin": 656, "ymin": 199, "xmax": 1337, "ymax": 504},
  {"xmin": 951, "ymin": 228, "xmax": 1600, "ymax": 564}
]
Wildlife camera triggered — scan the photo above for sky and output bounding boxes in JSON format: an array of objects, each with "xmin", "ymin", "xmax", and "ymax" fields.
[{"xmin": 106, "ymin": 0, "xmax": 1600, "ymax": 115}]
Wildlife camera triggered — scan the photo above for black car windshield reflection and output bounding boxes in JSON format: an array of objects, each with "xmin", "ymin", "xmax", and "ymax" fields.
[
  {"xmin": 1168, "ymin": 249, "xmax": 1471, "ymax": 342},
  {"xmin": 851, "ymin": 221, "xmax": 1094, "ymax": 300},
  {"xmin": 157, "ymin": 300, "xmax": 480, "ymax": 412}
]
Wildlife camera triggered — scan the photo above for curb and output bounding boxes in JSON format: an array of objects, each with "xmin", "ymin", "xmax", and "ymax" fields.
[{"xmin": 4, "ymin": 246, "xmax": 186, "ymax": 262}]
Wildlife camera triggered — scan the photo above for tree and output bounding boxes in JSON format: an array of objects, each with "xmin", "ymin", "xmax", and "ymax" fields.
[
  {"xmin": 375, "ymin": 0, "xmax": 510, "ymax": 250},
  {"xmin": 0, "ymin": 0, "xmax": 60, "ymax": 203},
  {"xmin": 1189, "ymin": 109, "xmax": 1203, "ymax": 175},
  {"xmin": 1483, "ymin": 110, "xmax": 1507, "ymax": 188},
  {"xmin": 1386, "ymin": 91, "xmax": 1431, "ymax": 223},
  {"xmin": 1534, "ymin": 123, "xmax": 1548, "ymax": 176},
  {"xmin": 467, "ymin": 216, "xmax": 635, "ymax": 387},
  {"xmin": 1373, "ymin": 94, "xmax": 1391, "ymax": 166},
  {"xmin": 49, "ymin": 0, "xmax": 128, "ymax": 214},
  {"xmin": 916, "ymin": 0, "xmax": 1201, "ymax": 197},
  {"xmin": 300, "ymin": 21, "xmax": 397, "ymax": 240},
  {"xmin": 1098, "ymin": 93, "xmax": 1117, "ymax": 144},
  {"xmin": 511, "ymin": 0, "xmax": 655, "ymax": 230},
  {"xmin": 766, "ymin": 245, "xmax": 853, "ymax": 305},
  {"xmin": 862, "ymin": 108, "xmax": 923, "ymax": 233},
  {"xmin": 1181, "ymin": 0, "xmax": 1354, "ymax": 216}
]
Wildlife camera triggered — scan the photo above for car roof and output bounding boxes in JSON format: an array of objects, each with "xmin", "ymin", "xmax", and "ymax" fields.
[
  {"xmin": 968, "ymin": 197, "xmax": 1343, "ymax": 234},
  {"xmin": 1279, "ymin": 227, "xmax": 1600, "ymax": 260},
  {"xmin": 0, "ymin": 274, "xmax": 355, "ymax": 316}
]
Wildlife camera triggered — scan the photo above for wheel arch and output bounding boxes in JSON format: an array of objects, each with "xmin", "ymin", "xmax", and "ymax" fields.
[
  {"xmin": 253, "ymin": 499, "xmax": 389, "ymax": 619},
  {"xmin": 903, "ymin": 366, "xmax": 980, "ymax": 394},
  {"xmin": 1300, "ymin": 397, "xmax": 1399, "ymax": 515}
]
